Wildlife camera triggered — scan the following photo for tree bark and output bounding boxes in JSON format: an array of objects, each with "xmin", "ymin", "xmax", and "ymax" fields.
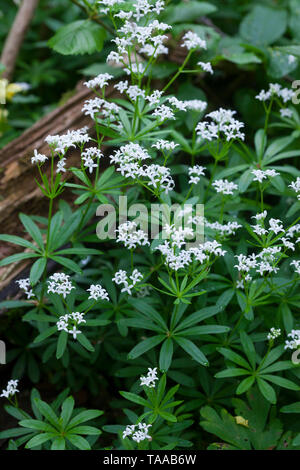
[{"xmin": 1, "ymin": 0, "xmax": 39, "ymax": 80}]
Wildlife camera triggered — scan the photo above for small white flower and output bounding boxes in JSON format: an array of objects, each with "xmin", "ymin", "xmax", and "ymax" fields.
[
  {"xmin": 197, "ymin": 61, "xmax": 213, "ymax": 74},
  {"xmin": 112, "ymin": 268, "xmax": 143, "ymax": 295},
  {"xmin": 47, "ymin": 273, "xmax": 75, "ymax": 298},
  {"xmin": 140, "ymin": 367, "xmax": 158, "ymax": 388},
  {"xmin": 212, "ymin": 179, "xmax": 238, "ymax": 195},
  {"xmin": 251, "ymin": 168, "xmax": 279, "ymax": 183},
  {"xmin": 181, "ymin": 31, "xmax": 207, "ymax": 50},
  {"xmin": 188, "ymin": 165, "xmax": 206, "ymax": 184},
  {"xmin": 68, "ymin": 326, "xmax": 82, "ymax": 340},
  {"xmin": 16, "ymin": 278, "xmax": 34, "ymax": 299},
  {"xmin": 1, "ymin": 379, "xmax": 19, "ymax": 399},
  {"xmin": 31, "ymin": 149, "xmax": 48, "ymax": 165},
  {"xmin": 152, "ymin": 139, "xmax": 178, "ymax": 151},
  {"xmin": 267, "ymin": 327, "xmax": 281, "ymax": 341},
  {"xmin": 280, "ymin": 108, "xmax": 293, "ymax": 118},
  {"xmin": 87, "ymin": 284, "xmax": 109, "ymax": 301},
  {"xmin": 289, "ymin": 177, "xmax": 300, "ymax": 200},
  {"xmin": 84, "ymin": 73, "xmax": 113, "ymax": 89},
  {"xmin": 284, "ymin": 329, "xmax": 300, "ymax": 350}
]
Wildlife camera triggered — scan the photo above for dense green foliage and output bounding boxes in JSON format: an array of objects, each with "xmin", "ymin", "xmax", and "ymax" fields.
[{"xmin": 1, "ymin": 0, "xmax": 300, "ymax": 451}]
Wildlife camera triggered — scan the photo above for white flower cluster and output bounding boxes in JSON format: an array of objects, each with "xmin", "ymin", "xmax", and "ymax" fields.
[
  {"xmin": 291, "ymin": 260, "xmax": 300, "ymax": 275},
  {"xmin": 152, "ymin": 104, "xmax": 175, "ymax": 121},
  {"xmin": 280, "ymin": 108, "xmax": 293, "ymax": 118},
  {"xmin": 181, "ymin": 31, "xmax": 207, "ymax": 50},
  {"xmin": 284, "ymin": 329, "xmax": 300, "ymax": 350},
  {"xmin": 87, "ymin": 284, "xmax": 109, "ymax": 301},
  {"xmin": 250, "ymin": 214, "xmax": 297, "ymax": 251},
  {"xmin": 45, "ymin": 127, "xmax": 90, "ymax": 155},
  {"xmin": 124, "ymin": 63, "xmax": 146, "ymax": 76},
  {"xmin": 252, "ymin": 168, "xmax": 279, "ymax": 184},
  {"xmin": 0, "ymin": 380, "xmax": 19, "ymax": 399},
  {"xmin": 84, "ymin": 73, "xmax": 113, "ymax": 89},
  {"xmin": 114, "ymin": 82, "xmax": 146, "ymax": 102},
  {"xmin": 152, "ymin": 140, "xmax": 178, "ymax": 151},
  {"xmin": 267, "ymin": 327, "xmax": 281, "ymax": 341},
  {"xmin": 167, "ymin": 96, "xmax": 207, "ymax": 113},
  {"xmin": 234, "ymin": 237, "xmax": 291, "ymax": 280},
  {"xmin": 31, "ymin": 149, "xmax": 48, "ymax": 165},
  {"xmin": 156, "ymin": 224, "xmax": 226, "ymax": 271},
  {"xmin": 112, "ymin": 269, "xmax": 143, "ymax": 295},
  {"xmin": 140, "ymin": 367, "xmax": 158, "ymax": 388},
  {"xmin": 122, "ymin": 422, "xmax": 152, "ymax": 442},
  {"xmin": 16, "ymin": 278, "xmax": 34, "ymax": 299},
  {"xmin": 196, "ymin": 108, "xmax": 245, "ymax": 142},
  {"xmin": 184, "ymin": 99, "xmax": 207, "ymax": 112},
  {"xmin": 81, "ymin": 147, "xmax": 103, "ymax": 174},
  {"xmin": 256, "ymin": 83, "xmax": 295, "ymax": 103},
  {"xmin": 47, "ymin": 273, "xmax": 75, "ymax": 299},
  {"xmin": 100, "ymin": 0, "xmax": 165, "ymax": 21},
  {"xmin": 116, "ymin": 221, "xmax": 149, "ymax": 249},
  {"xmin": 56, "ymin": 312, "xmax": 86, "ymax": 339},
  {"xmin": 110, "ymin": 143, "xmax": 175, "ymax": 194},
  {"xmin": 205, "ymin": 219, "xmax": 242, "ymax": 237},
  {"xmin": 105, "ymin": 2, "xmax": 171, "ymax": 73},
  {"xmin": 197, "ymin": 61, "xmax": 213, "ymax": 74},
  {"xmin": 289, "ymin": 177, "xmax": 300, "ymax": 200},
  {"xmin": 188, "ymin": 165, "xmax": 206, "ymax": 184},
  {"xmin": 212, "ymin": 179, "xmax": 238, "ymax": 195},
  {"xmin": 82, "ymin": 97, "xmax": 121, "ymax": 120}
]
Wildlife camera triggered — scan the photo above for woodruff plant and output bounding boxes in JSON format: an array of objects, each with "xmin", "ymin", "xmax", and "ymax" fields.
[{"xmin": 1, "ymin": 0, "xmax": 300, "ymax": 450}]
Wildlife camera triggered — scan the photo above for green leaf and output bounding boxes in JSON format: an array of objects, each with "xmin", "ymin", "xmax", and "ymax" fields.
[
  {"xmin": 56, "ymin": 331, "xmax": 68, "ymax": 359},
  {"xmin": 257, "ymin": 378, "xmax": 277, "ymax": 404},
  {"xmin": 179, "ymin": 325, "xmax": 230, "ymax": 336},
  {"xmin": 34, "ymin": 326, "xmax": 57, "ymax": 344},
  {"xmin": 162, "ymin": 1, "xmax": 216, "ymax": 24},
  {"xmin": 158, "ymin": 411, "xmax": 177, "ymax": 422},
  {"xmin": 174, "ymin": 336, "xmax": 208, "ymax": 366},
  {"xmin": 261, "ymin": 374, "xmax": 300, "ymax": 391},
  {"xmin": 0, "ymin": 234, "xmax": 38, "ymax": 251},
  {"xmin": 240, "ymin": 6, "xmax": 287, "ymax": 46},
  {"xmin": 0, "ymin": 300, "xmax": 32, "ymax": 309},
  {"xmin": 0, "ymin": 252, "xmax": 39, "ymax": 267},
  {"xmin": 50, "ymin": 255, "xmax": 82, "ymax": 274},
  {"xmin": 236, "ymin": 376, "xmax": 255, "ymax": 394},
  {"xmin": 276, "ymin": 45, "xmax": 300, "ymax": 57},
  {"xmin": 30, "ymin": 257, "xmax": 46, "ymax": 285},
  {"xmin": 19, "ymin": 419, "xmax": 56, "ymax": 433},
  {"xmin": 48, "ymin": 20, "xmax": 106, "ymax": 55},
  {"xmin": 128, "ymin": 335, "xmax": 165, "ymax": 360},
  {"xmin": 67, "ymin": 410, "xmax": 102, "ymax": 429},
  {"xmin": 76, "ymin": 333, "xmax": 94, "ymax": 352},
  {"xmin": 119, "ymin": 392, "xmax": 150, "ymax": 408},
  {"xmin": 25, "ymin": 433, "xmax": 56, "ymax": 449},
  {"xmin": 218, "ymin": 347, "xmax": 251, "ymax": 370},
  {"xmin": 61, "ymin": 397, "xmax": 75, "ymax": 428},
  {"xmin": 34, "ymin": 399, "xmax": 60, "ymax": 429},
  {"xmin": 215, "ymin": 368, "xmax": 250, "ymax": 378},
  {"xmin": 281, "ymin": 402, "xmax": 300, "ymax": 413},
  {"xmin": 0, "ymin": 428, "xmax": 33, "ymax": 439},
  {"xmin": 51, "ymin": 436, "xmax": 66, "ymax": 450},
  {"xmin": 240, "ymin": 331, "xmax": 256, "ymax": 369},
  {"xmin": 68, "ymin": 425, "xmax": 101, "ymax": 435},
  {"xmin": 55, "ymin": 248, "xmax": 102, "ymax": 256},
  {"xmin": 159, "ymin": 338, "xmax": 173, "ymax": 372},
  {"xmin": 66, "ymin": 434, "xmax": 91, "ymax": 450},
  {"xmin": 19, "ymin": 213, "xmax": 44, "ymax": 250}
]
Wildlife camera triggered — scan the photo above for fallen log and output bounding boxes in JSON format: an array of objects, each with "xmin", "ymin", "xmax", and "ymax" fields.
[{"xmin": 0, "ymin": 81, "xmax": 118, "ymax": 292}]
